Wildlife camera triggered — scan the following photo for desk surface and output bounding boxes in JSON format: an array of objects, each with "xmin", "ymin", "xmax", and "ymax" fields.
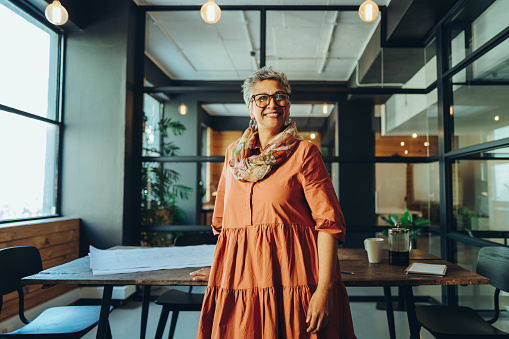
[
  {"xmin": 338, "ymin": 248, "xmax": 442, "ymax": 261},
  {"xmin": 23, "ymin": 256, "xmax": 208, "ymax": 286},
  {"xmin": 22, "ymin": 248, "xmax": 488, "ymax": 288},
  {"xmin": 340, "ymin": 259, "xmax": 488, "ymax": 286}
]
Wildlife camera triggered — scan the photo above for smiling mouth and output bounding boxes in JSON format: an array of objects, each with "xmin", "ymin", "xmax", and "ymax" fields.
[{"xmin": 264, "ymin": 113, "xmax": 280, "ymax": 117}]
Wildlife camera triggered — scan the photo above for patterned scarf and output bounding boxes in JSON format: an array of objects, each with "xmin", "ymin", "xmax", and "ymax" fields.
[{"xmin": 229, "ymin": 121, "xmax": 302, "ymax": 182}]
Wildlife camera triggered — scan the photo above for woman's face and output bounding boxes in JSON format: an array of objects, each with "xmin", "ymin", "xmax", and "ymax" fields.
[{"xmin": 249, "ymin": 80, "xmax": 290, "ymax": 134}]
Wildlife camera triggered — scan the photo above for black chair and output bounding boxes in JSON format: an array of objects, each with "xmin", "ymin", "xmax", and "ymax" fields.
[
  {"xmin": 415, "ymin": 246, "xmax": 509, "ymax": 339},
  {"xmin": 154, "ymin": 233, "xmax": 217, "ymax": 339},
  {"xmin": 0, "ymin": 246, "xmax": 112, "ymax": 339}
]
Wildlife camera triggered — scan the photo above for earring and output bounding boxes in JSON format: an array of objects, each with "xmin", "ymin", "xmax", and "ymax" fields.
[
  {"xmin": 249, "ymin": 118, "xmax": 258, "ymax": 130},
  {"xmin": 285, "ymin": 116, "xmax": 292, "ymax": 125}
]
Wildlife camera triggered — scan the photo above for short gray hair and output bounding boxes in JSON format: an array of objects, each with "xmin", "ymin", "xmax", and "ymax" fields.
[{"xmin": 241, "ymin": 66, "xmax": 291, "ymax": 107}]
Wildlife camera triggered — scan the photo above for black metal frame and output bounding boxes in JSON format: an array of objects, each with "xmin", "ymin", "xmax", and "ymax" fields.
[
  {"xmin": 435, "ymin": 0, "xmax": 509, "ymax": 304},
  {"xmin": 0, "ymin": 0, "xmax": 65, "ymax": 224}
]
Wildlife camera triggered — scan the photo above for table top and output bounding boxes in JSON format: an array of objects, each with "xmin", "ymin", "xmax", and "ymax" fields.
[
  {"xmin": 22, "ymin": 256, "xmax": 208, "ymax": 286},
  {"xmin": 339, "ymin": 259, "xmax": 488, "ymax": 286},
  {"xmin": 337, "ymin": 248, "xmax": 442, "ymax": 261},
  {"xmin": 22, "ymin": 249, "xmax": 488, "ymax": 288}
]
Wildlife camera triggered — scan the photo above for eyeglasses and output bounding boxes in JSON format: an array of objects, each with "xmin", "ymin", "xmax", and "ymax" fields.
[{"xmin": 251, "ymin": 93, "xmax": 291, "ymax": 108}]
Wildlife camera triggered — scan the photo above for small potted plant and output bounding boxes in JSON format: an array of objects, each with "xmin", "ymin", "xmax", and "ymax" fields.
[
  {"xmin": 456, "ymin": 206, "xmax": 478, "ymax": 231},
  {"xmin": 381, "ymin": 207, "xmax": 431, "ymax": 247}
]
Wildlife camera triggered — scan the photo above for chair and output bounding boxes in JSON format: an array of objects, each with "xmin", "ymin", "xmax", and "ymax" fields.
[
  {"xmin": 154, "ymin": 233, "xmax": 217, "ymax": 339},
  {"xmin": 415, "ymin": 246, "xmax": 509, "ymax": 339},
  {"xmin": 0, "ymin": 246, "xmax": 112, "ymax": 339}
]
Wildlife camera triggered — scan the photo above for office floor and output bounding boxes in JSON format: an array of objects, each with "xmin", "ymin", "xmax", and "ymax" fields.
[{"xmin": 82, "ymin": 287, "xmax": 509, "ymax": 339}]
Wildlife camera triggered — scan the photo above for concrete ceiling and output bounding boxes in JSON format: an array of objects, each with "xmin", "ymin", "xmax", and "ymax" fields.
[
  {"xmin": 136, "ymin": 0, "xmax": 391, "ymax": 124},
  {"xmin": 142, "ymin": 5, "xmax": 385, "ymax": 82}
]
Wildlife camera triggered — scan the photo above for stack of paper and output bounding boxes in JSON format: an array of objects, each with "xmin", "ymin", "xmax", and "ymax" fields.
[
  {"xmin": 89, "ymin": 245, "xmax": 216, "ymax": 276},
  {"xmin": 405, "ymin": 263, "xmax": 448, "ymax": 277}
]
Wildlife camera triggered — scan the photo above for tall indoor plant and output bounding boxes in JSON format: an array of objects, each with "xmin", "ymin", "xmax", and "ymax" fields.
[{"xmin": 141, "ymin": 115, "xmax": 192, "ymax": 246}]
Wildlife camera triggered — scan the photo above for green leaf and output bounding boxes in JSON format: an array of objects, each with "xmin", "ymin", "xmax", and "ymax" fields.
[
  {"xmin": 163, "ymin": 141, "xmax": 180, "ymax": 156},
  {"xmin": 381, "ymin": 215, "xmax": 399, "ymax": 226},
  {"xmin": 413, "ymin": 218, "xmax": 431, "ymax": 227},
  {"xmin": 171, "ymin": 184, "xmax": 193, "ymax": 200},
  {"xmin": 168, "ymin": 121, "xmax": 186, "ymax": 136},
  {"xmin": 159, "ymin": 118, "xmax": 186, "ymax": 137},
  {"xmin": 400, "ymin": 207, "xmax": 412, "ymax": 227}
]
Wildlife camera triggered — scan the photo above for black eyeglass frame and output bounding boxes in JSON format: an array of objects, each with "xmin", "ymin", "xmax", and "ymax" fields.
[{"xmin": 250, "ymin": 93, "xmax": 292, "ymax": 108}]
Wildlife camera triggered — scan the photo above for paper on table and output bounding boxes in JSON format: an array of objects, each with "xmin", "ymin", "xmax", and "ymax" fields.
[
  {"xmin": 405, "ymin": 263, "xmax": 447, "ymax": 276},
  {"xmin": 89, "ymin": 245, "xmax": 216, "ymax": 276}
]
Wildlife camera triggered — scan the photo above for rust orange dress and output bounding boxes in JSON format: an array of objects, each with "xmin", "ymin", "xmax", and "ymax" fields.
[{"xmin": 197, "ymin": 140, "xmax": 356, "ymax": 339}]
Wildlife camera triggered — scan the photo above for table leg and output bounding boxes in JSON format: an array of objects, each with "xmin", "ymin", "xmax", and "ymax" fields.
[
  {"xmin": 402, "ymin": 286, "xmax": 420, "ymax": 339},
  {"xmin": 383, "ymin": 286, "xmax": 396, "ymax": 339},
  {"xmin": 140, "ymin": 285, "xmax": 151, "ymax": 339},
  {"xmin": 97, "ymin": 285, "xmax": 113, "ymax": 339}
]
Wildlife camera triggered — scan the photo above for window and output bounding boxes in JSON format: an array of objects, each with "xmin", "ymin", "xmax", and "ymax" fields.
[{"xmin": 0, "ymin": 0, "xmax": 62, "ymax": 222}]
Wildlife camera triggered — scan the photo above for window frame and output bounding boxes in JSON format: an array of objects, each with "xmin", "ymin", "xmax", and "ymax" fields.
[{"xmin": 0, "ymin": 0, "xmax": 65, "ymax": 224}]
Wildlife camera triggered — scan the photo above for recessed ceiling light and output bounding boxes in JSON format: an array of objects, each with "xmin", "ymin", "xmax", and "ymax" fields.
[
  {"xmin": 400, "ymin": 141, "xmax": 405, "ymax": 146},
  {"xmin": 404, "ymin": 150, "xmax": 409, "ymax": 155},
  {"xmin": 494, "ymin": 115, "xmax": 500, "ymax": 121},
  {"xmin": 412, "ymin": 133, "xmax": 417, "ymax": 138},
  {"xmin": 310, "ymin": 133, "xmax": 316, "ymax": 139},
  {"xmin": 424, "ymin": 142, "xmax": 429, "ymax": 147}
]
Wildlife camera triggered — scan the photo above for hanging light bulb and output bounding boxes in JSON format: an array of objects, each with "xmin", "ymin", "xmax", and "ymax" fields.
[
  {"xmin": 178, "ymin": 103, "xmax": 188, "ymax": 115},
  {"xmin": 322, "ymin": 102, "xmax": 328, "ymax": 114},
  {"xmin": 359, "ymin": 0, "xmax": 379, "ymax": 23},
  {"xmin": 45, "ymin": 0, "xmax": 68, "ymax": 26},
  {"xmin": 200, "ymin": 0, "xmax": 221, "ymax": 24}
]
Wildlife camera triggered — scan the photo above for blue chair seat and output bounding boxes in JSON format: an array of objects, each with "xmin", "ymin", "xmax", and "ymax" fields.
[{"xmin": 0, "ymin": 246, "xmax": 112, "ymax": 339}]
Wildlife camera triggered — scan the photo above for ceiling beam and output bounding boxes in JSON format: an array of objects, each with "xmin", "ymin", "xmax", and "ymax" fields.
[
  {"xmin": 145, "ymin": 84, "xmax": 427, "ymax": 95},
  {"xmin": 140, "ymin": 5, "xmax": 368, "ymax": 12}
]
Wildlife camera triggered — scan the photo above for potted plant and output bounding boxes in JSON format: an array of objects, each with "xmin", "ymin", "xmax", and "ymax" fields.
[
  {"xmin": 381, "ymin": 207, "xmax": 431, "ymax": 246},
  {"xmin": 456, "ymin": 206, "xmax": 478, "ymax": 230},
  {"xmin": 141, "ymin": 114, "xmax": 192, "ymax": 246}
]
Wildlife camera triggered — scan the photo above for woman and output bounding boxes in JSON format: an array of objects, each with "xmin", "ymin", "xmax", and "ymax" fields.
[{"xmin": 192, "ymin": 67, "xmax": 356, "ymax": 339}]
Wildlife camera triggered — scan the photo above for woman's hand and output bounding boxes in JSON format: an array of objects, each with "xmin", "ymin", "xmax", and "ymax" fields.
[
  {"xmin": 190, "ymin": 267, "xmax": 211, "ymax": 281},
  {"xmin": 307, "ymin": 232, "xmax": 338, "ymax": 333},
  {"xmin": 306, "ymin": 286, "xmax": 333, "ymax": 333}
]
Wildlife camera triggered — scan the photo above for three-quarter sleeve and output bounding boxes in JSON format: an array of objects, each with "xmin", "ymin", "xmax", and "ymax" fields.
[
  {"xmin": 301, "ymin": 143, "xmax": 346, "ymax": 243},
  {"xmin": 211, "ymin": 148, "xmax": 229, "ymax": 235}
]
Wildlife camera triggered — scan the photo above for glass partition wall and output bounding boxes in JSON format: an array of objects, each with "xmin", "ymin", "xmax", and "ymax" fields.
[
  {"xmin": 442, "ymin": 0, "xmax": 509, "ymax": 308},
  {"xmin": 134, "ymin": 0, "xmax": 509, "ymax": 306}
]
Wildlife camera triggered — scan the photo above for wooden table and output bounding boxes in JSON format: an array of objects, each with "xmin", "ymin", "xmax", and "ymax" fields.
[
  {"xmin": 22, "ymin": 249, "xmax": 488, "ymax": 339},
  {"xmin": 338, "ymin": 249, "xmax": 488, "ymax": 339}
]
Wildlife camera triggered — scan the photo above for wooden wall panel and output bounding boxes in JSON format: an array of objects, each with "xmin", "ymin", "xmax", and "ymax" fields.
[
  {"xmin": 375, "ymin": 133, "xmax": 438, "ymax": 157},
  {"xmin": 0, "ymin": 218, "xmax": 80, "ymax": 322},
  {"xmin": 207, "ymin": 130, "xmax": 242, "ymax": 201}
]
